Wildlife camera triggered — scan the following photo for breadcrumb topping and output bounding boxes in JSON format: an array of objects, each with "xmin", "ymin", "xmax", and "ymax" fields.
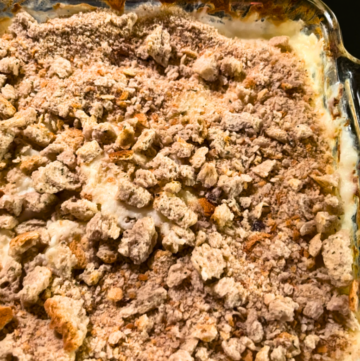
[{"xmin": 0, "ymin": 5, "xmax": 358, "ymax": 361}]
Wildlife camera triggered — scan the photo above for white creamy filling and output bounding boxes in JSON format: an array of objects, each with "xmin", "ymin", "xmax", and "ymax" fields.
[
  {"xmin": 338, "ymin": 129, "xmax": 358, "ymax": 231},
  {"xmin": 0, "ymin": 230, "xmax": 12, "ymax": 265},
  {"xmin": 16, "ymin": 175, "xmax": 34, "ymax": 195},
  {"xmin": 47, "ymin": 220, "xmax": 84, "ymax": 247},
  {"xmin": 198, "ymin": 13, "xmax": 303, "ymax": 40},
  {"xmin": 290, "ymin": 32, "xmax": 358, "ymax": 232},
  {"xmin": 80, "ymin": 160, "xmax": 166, "ymax": 230}
]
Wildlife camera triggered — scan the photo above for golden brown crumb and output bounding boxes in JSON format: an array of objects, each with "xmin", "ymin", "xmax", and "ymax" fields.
[
  {"xmin": 0, "ymin": 6, "xmax": 357, "ymax": 361},
  {"xmin": 108, "ymin": 287, "xmax": 124, "ymax": 302},
  {"xmin": 0, "ymin": 306, "xmax": 13, "ymax": 330}
]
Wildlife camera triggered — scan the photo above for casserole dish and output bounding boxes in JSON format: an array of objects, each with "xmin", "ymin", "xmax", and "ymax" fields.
[{"xmin": 0, "ymin": 0, "xmax": 359, "ymax": 361}]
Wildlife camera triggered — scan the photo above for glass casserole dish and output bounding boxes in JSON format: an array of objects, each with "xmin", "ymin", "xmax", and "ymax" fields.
[{"xmin": 0, "ymin": 0, "xmax": 359, "ymax": 360}]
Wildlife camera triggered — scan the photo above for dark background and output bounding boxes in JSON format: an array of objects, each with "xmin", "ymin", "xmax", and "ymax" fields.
[{"xmin": 322, "ymin": 0, "xmax": 360, "ymax": 59}]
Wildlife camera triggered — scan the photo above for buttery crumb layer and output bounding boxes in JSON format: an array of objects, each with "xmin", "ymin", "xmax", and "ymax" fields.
[{"xmin": 0, "ymin": 6, "xmax": 359, "ymax": 361}]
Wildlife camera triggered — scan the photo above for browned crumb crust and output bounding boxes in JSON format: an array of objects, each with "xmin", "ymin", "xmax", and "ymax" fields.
[{"xmin": 0, "ymin": 5, "xmax": 358, "ymax": 361}]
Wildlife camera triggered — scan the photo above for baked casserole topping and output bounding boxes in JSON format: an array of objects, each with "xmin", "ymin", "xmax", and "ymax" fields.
[{"xmin": 0, "ymin": 6, "xmax": 358, "ymax": 361}]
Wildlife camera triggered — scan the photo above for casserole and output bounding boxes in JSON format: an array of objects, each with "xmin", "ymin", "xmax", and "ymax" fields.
[{"xmin": 0, "ymin": 0, "xmax": 359, "ymax": 360}]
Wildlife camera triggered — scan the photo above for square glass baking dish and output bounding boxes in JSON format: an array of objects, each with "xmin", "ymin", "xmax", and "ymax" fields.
[{"xmin": 0, "ymin": 0, "xmax": 359, "ymax": 303}]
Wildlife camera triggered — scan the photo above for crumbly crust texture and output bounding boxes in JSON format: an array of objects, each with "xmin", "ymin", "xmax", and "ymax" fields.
[{"xmin": 0, "ymin": 5, "xmax": 358, "ymax": 361}]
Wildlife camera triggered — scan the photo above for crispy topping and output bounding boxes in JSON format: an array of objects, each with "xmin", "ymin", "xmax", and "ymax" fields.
[
  {"xmin": 44, "ymin": 296, "xmax": 89, "ymax": 352},
  {"xmin": 0, "ymin": 6, "xmax": 357, "ymax": 361}
]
